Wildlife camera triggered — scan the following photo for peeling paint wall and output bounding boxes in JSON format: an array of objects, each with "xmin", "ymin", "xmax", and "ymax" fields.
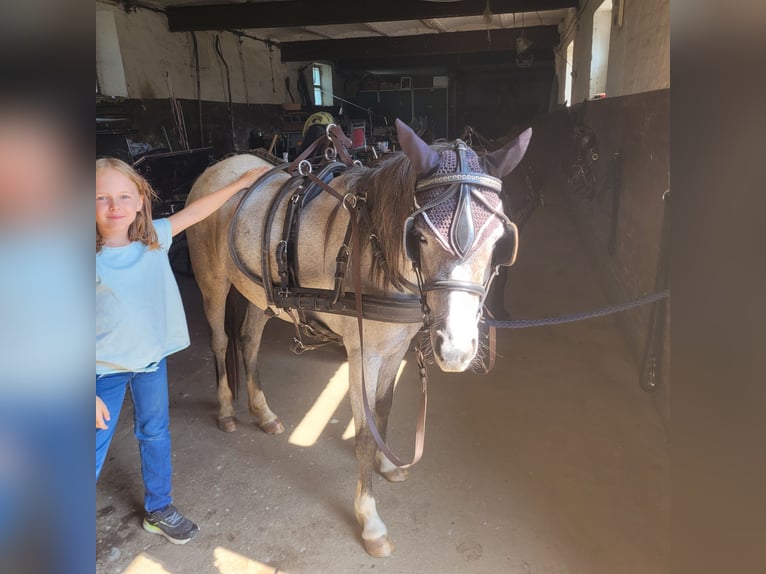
[
  {"xmin": 605, "ymin": 0, "xmax": 670, "ymax": 97},
  {"xmin": 95, "ymin": 1, "xmax": 338, "ymax": 156},
  {"xmin": 556, "ymin": 0, "xmax": 669, "ymax": 106},
  {"xmin": 95, "ymin": 1, "xmax": 300, "ymax": 104}
]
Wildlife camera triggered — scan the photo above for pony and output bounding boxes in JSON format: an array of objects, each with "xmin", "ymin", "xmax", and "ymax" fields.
[{"xmin": 185, "ymin": 119, "xmax": 531, "ymax": 556}]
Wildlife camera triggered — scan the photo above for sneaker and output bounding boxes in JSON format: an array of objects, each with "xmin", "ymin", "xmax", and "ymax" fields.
[{"xmin": 142, "ymin": 505, "xmax": 199, "ymax": 544}]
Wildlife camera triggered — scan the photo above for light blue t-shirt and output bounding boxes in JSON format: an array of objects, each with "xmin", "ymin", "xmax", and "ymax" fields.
[{"xmin": 96, "ymin": 218, "xmax": 190, "ymax": 375}]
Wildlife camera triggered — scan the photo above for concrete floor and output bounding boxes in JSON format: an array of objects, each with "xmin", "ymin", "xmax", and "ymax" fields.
[{"xmin": 96, "ymin": 189, "xmax": 669, "ymax": 574}]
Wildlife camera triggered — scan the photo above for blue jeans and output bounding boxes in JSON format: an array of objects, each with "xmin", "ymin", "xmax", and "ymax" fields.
[{"xmin": 96, "ymin": 359, "xmax": 172, "ymax": 513}]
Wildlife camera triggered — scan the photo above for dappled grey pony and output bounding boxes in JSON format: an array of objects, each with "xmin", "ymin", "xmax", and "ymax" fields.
[{"xmin": 186, "ymin": 120, "xmax": 531, "ymax": 556}]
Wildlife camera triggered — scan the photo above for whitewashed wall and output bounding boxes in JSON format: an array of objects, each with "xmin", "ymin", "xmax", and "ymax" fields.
[
  {"xmin": 95, "ymin": 1, "xmax": 305, "ymax": 104},
  {"xmin": 556, "ymin": 0, "xmax": 669, "ymax": 106}
]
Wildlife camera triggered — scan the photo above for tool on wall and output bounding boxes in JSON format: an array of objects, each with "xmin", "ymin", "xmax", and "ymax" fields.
[
  {"xmin": 190, "ymin": 32, "xmax": 203, "ymax": 148},
  {"xmin": 165, "ymin": 71, "xmax": 189, "ymax": 150},
  {"xmin": 639, "ymin": 190, "xmax": 670, "ymax": 392},
  {"xmin": 214, "ymin": 34, "xmax": 236, "ymax": 152},
  {"xmin": 284, "ymin": 77, "xmax": 295, "ymax": 103},
  {"xmin": 606, "ymin": 150, "xmax": 624, "ymax": 255}
]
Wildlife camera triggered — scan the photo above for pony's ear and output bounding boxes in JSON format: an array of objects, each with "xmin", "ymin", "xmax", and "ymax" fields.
[
  {"xmin": 481, "ymin": 127, "xmax": 532, "ymax": 178},
  {"xmin": 395, "ymin": 118, "xmax": 440, "ymax": 176}
]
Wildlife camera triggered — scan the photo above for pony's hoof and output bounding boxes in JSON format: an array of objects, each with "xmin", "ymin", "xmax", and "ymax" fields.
[
  {"xmin": 218, "ymin": 416, "xmax": 238, "ymax": 433},
  {"xmin": 363, "ymin": 535, "xmax": 394, "ymax": 557},
  {"xmin": 381, "ymin": 467, "xmax": 409, "ymax": 483},
  {"xmin": 259, "ymin": 418, "xmax": 285, "ymax": 435}
]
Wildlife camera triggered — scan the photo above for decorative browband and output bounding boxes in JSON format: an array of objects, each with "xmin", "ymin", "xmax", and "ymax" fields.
[{"xmin": 415, "ymin": 173, "xmax": 503, "ymax": 193}]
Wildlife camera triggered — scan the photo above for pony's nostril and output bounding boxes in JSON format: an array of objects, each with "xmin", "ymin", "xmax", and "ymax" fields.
[{"xmin": 433, "ymin": 333, "xmax": 445, "ymax": 356}]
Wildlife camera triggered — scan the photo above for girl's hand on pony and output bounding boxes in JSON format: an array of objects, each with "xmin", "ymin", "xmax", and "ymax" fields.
[
  {"xmin": 169, "ymin": 166, "xmax": 270, "ymax": 236},
  {"xmin": 96, "ymin": 396, "xmax": 111, "ymax": 430},
  {"xmin": 231, "ymin": 167, "xmax": 270, "ymax": 191}
]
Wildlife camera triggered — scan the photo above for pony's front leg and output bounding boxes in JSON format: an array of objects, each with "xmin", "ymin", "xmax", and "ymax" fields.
[
  {"xmin": 240, "ymin": 302, "xmax": 284, "ymax": 434},
  {"xmin": 347, "ymin": 349, "xmax": 394, "ymax": 557},
  {"xmin": 373, "ymin": 356, "xmax": 410, "ymax": 484}
]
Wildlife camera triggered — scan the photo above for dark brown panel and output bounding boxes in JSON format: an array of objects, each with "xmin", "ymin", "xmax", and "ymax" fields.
[
  {"xmin": 167, "ymin": 0, "xmax": 577, "ymax": 32},
  {"xmin": 281, "ymin": 26, "xmax": 559, "ymax": 62},
  {"xmin": 335, "ymin": 49, "xmax": 554, "ymax": 74}
]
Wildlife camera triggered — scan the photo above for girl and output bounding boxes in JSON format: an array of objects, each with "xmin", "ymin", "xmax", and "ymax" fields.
[{"xmin": 96, "ymin": 158, "xmax": 268, "ymax": 544}]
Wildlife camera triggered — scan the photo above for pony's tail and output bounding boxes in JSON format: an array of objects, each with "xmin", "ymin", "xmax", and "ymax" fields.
[{"xmin": 223, "ymin": 287, "xmax": 247, "ymax": 402}]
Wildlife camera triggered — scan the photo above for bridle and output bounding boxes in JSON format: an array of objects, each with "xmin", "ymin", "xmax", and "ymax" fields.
[{"xmin": 402, "ymin": 139, "xmax": 520, "ymax": 322}]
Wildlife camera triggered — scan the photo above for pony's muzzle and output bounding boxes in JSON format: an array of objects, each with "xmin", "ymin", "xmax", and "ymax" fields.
[{"xmin": 432, "ymin": 329, "xmax": 478, "ymax": 372}]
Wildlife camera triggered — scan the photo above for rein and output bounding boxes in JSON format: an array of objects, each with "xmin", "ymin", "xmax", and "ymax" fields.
[{"xmin": 302, "ymin": 169, "xmax": 428, "ymax": 468}]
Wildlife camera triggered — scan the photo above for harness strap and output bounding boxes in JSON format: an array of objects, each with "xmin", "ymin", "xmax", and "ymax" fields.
[
  {"xmin": 415, "ymin": 173, "xmax": 503, "ymax": 193},
  {"xmin": 303, "ymin": 169, "xmax": 428, "ymax": 467},
  {"xmin": 278, "ymin": 188, "xmax": 303, "ymax": 292},
  {"xmin": 285, "ymin": 124, "xmax": 355, "ymax": 174},
  {"xmin": 279, "ymin": 162, "xmax": 349, "ymax": 296},
  {"xmin": 347, "ymin": 195, "xmax": 427, "ymax": 469},
  {"xmin": 332, "ymin": 223, "xmax": 353, "ymax": 305},
  {"xmin": 327, "ymin": 124, "xmax": 355, "ymax": 167},
  {"xmin": 228, "ymin": 161, "xmax": 295, "ymax": 305},
  {"xmin": 286, "ymin": 135, "xmax": 326, "ymax": 173},
  {"xmin": 261, "ymin": 177, "xmax": 303, "ymax": 306}
]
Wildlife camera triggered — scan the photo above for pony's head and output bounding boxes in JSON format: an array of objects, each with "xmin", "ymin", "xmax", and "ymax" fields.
[{"xmin": 396, "ymin": 119, "xmax": 531, "ymax": 372}]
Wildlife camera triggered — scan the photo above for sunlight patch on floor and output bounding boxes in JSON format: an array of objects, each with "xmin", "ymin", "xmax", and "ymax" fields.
[
  {"xmin": 342, "ymin": 359, "xmax": 408, "ymax": 440},
  {"xmin": 288, "ymin": 362, "xmax": 349, "ymax": 447},
  {"xmin": 213, "ymin": 546, "xmax": 281, "ymax": 573},
  {"xmin": 121, "ymin": 553, "xmax": 172, "ymax": 574}
]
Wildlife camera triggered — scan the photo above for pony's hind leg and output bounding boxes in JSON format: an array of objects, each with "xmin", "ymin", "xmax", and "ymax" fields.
[
  {"xmin": 199, "ymin": 281, "xmax": 239, "ymax": 432},
  {"xmin": 240, "ymin": 302, "xmax": 284, "ymax": 434}
]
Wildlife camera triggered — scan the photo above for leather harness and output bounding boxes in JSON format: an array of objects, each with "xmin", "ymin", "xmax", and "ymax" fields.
[{"xmin": 227, "ymin": 128, "xmax": 516, "ymax": 467}]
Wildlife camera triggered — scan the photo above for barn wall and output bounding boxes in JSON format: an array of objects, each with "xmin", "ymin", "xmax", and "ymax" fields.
[
  {"xmin": 96, "ymin": 1, "xmax": 344, "ymax": 156},
  {"xmin": 521, "ymin": 88, "xmax": 670, "ymax": 420},
  {"xmin": 96, "ymin": 1, "xmax": 296, "ymax": 104},
  {"xmin": 556, "ymin": 0, "xmax": 669, "ymax": 105}
]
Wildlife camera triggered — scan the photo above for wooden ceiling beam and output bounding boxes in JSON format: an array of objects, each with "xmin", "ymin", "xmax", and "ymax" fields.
[
  {"xmin": 166, "ymin": 0, "xmax": 577, "ymax": 32},
  {"xmin": 280, "ymin": 26, "xmax": 559, "ymax": 62}
]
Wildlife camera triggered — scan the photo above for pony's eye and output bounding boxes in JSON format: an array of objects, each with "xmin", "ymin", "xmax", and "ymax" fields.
[{"xmin": 418, "ymin": 235, "xmax": 428, "ymax": 244}]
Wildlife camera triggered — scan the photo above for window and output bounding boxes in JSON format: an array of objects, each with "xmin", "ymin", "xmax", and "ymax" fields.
[
  {"xmin": 312, "ymin": 64, "xmax": 322, "ymax": 106},
  {"xmin": 564, "ymin": 41, "xmax": 574, "ymax": 106},
  {"xmin": 312, "ymin": 63, "xmax": 333, "ymax": 106},
  {"xmin": 589, "ymin": 0, "xmax": 613, "ymax": 99}
]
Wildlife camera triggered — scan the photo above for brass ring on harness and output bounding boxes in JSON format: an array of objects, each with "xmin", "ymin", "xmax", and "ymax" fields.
[
  {"xmin": 342, "ymin": 193, "xmax": 357, "ymax": 210},
  {"xmin": 298, "ymin": 159, "xmax": 312, "ymax": 176},
  {"xmin": 324, "ymin": 146, "xmax": 337, "ymax": 161},
  {"xmin": 325, "ymin": 123, "xmax": 338, "ymax": 138},
  {"xmin": 353, "ymin": 160, "xmax": 363, "ymax": 167}
]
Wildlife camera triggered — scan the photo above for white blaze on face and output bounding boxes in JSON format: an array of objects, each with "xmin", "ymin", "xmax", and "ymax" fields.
[
  {"xmin": 427, "ymin": 257, "xmax": 489, "ymax": 372},
  {"xmin": 418, "ymin": 218, "xmax": 502, "ymax": 373},
  {"xmin": 431, "ymin": 288, "xmax": 482, "ymax": 372}
]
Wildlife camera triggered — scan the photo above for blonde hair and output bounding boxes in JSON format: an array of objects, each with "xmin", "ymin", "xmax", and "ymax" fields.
[{"xmin": 96, "ymin": 157, "xmax": 160, "ymax": 252}]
